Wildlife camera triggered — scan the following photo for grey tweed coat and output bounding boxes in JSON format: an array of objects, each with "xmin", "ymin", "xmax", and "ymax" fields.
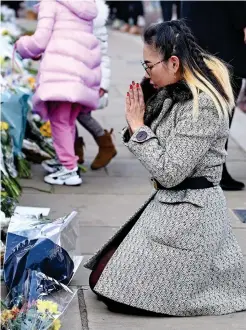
[{"xmin": 84, "ymin": 84, "xmax": 246, "ymax": 316}]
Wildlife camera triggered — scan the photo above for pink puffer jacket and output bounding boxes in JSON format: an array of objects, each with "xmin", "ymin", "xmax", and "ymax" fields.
[{"xmin": 16, "ymin": 0, "xmax": 101, "ymax": 118}]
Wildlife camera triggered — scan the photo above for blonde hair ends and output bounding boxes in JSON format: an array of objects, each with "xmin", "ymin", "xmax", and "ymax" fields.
[{"xmin": 183, "ymin": 55, "xmax": 235, "ymax": 118}]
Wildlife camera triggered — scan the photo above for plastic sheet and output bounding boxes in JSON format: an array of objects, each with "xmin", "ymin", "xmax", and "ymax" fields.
[
  {"xmin": 4, "ymin": 211, "xmax": 83, "ymax": 303},
  {"xmin": 2, "ymin": 271, "xmax": 78, "ymax": 330}
]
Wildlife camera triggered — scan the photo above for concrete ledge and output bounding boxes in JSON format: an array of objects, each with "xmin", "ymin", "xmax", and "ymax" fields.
[{"xmin": 230, "ymin": 108, "xmax": 246, "ymax": 152}]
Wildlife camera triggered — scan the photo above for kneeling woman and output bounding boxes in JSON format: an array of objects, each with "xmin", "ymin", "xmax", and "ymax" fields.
[{"xmin": 84, "ymin": 20, "xmax": 246, "ymax": 316}]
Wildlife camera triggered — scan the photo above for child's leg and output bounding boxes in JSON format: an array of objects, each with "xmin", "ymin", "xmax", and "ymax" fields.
[
  {"xmin": 77, "ymin": 112, "xmax": 104, "ymax": 139},
  {"xmin": 71, "ymin": 105, "xmax": 86, "ymax": 164},
  {"xmin": 76, "ymin": 111, "xmax": 117, "ymax": 170},
  {"xmin": 48, "ymin": 101, "xmax": 78, "ymax": 170},
  {"xmin": 75, "ymin": 125, "xmax": 79, "ymax": 140}
]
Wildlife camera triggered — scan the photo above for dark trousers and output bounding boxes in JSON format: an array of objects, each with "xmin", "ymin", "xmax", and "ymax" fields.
[
  {"xmin": 106, "ymin": 1, "xmax": 120, "ymax": 19},
  {"xmin": 129, "ymin": 1, "xmax": 144, "ymax": 25},
  {"xmin": 109, "ymin": 1, "xmax": 144, "ymax": 24},
  {"xmin": 160, "ymin": 1, "xmax": 181, "ymax": 21}
]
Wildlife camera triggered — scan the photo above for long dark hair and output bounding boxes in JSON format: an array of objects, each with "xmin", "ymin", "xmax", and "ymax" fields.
[{"xmin": 143, "ymin": 20, "xmax": 234, "ymax": 116}]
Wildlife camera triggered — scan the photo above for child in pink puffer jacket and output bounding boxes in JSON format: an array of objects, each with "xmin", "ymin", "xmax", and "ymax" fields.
[{"xmin": 16, "ymin": 0, "xmax": 101, "ymax": 186}]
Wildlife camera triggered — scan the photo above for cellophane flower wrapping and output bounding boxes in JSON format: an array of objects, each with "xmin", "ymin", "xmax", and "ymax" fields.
[
  {"xmin": 1, "ymin": 88, "xmax": 30, "ymax": 157},
  {"xmin": 1, "ymin": 270, "xmax": 78, "ymax": 330},
  {"xmin": 3, "ymin": 211, "xmax": 83, "ymax": 304},
  {"xmin": 25, "ymin": 113, "xmax": 56, "ymax": 158}
]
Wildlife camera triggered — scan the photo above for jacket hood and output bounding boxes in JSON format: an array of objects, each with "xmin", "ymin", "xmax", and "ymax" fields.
[
  {"xmin": 57, "ymin": 0, "xmax": 98, "ymax": 20},
  {"xmin": 94, "ymin": 0, "xmax": 109, "ymax": 28}
]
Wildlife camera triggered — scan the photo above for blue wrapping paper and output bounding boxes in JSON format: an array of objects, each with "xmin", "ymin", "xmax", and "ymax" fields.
[{"xmin": 1, "ymin": 88, "xmax": 30, "ymax": 155}]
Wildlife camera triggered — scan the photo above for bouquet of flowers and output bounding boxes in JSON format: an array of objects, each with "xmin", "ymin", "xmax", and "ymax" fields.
[
  {"xmin": 1, "ymin": 299, "xmax": 62, "ymax": 330},
  {"xmin": 22, "ymin": 139, "xmax": 51, "ymax": 164},
  {"xmin": 39, "ymin": 121, "xmax": 52, "ymax": 138},
  {"xmin": 25, "ymin": 115, "xmax": 56, "ymax": 158},
  {"xmin": 1, "ymin": 121, "xmax": 18, "ymax": 178},
  {"xmin": 0, "ymin": 6, "xmax": 21, "ymax": 44},
  {"xmin": 1, "ymin": 271, "xmax": 77, "ymax": 330},
  {"xmin": 0, "ymin": 198, "xmax": 16, "ymax": 255},
  {"xmin": 1, "ymin": 88, "xmax": 32, "ymax": 179},
  {"xmin": 0, "ymin": 122, "xmax": 23, "ymax": 195},
  {"xmin": 0, "ymin": 6, "xmax": 16, "ymax": 24},
  {"xmin": 1, "ymin": 165, "xmax": 22, "ymax": 200},
  {"xmin": 1, "ymin": 237, "xmax": 6, "ymax": 270},
  {"xmin": 0, "ymin": 197, "xmax": 17, "ymax": 220}
]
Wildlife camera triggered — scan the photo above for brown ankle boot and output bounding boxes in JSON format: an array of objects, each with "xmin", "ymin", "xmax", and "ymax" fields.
[
  {"xmin": 74, "ymin": 137, "xmax": 85, "ymax": 164},
  {"xmin": 91, "ymin": 129, "xmax": 117, "ymax": 170}
]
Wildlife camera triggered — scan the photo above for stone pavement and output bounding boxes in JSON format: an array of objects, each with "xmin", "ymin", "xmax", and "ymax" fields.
[{"xmin": 18, "ymin": 30, "xmax": 246, "ymax": 330}]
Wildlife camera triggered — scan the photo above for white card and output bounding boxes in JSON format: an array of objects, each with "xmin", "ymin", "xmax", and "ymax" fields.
[{"xmin": 14, "ymin": 206, "xmax": 50, "ymax": 217}]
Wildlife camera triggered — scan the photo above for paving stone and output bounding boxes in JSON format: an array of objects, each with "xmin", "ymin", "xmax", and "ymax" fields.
[
  {"xmin": 83, "ymin": 290, "xmax": 246, "ymax": 330},
  {"xmin": 61, "ymin": 291, "xmax": 83, "ymax": 330},
  {"xmin": 19, "ymin": 193, "xmax": 148, "ymax": 227},
  {"xmin": 53, "ymin": 177, "xmax": 153, "ymax": 195},
  {"xmin": 226, "ymin": 161, "xmax": 246, "ymax": 180},
  {"xmin": 233, "ymin": 228, "xmax": 246, "ymax": 256}
]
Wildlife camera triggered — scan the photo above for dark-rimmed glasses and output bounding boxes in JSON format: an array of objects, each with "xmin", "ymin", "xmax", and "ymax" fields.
[{"xmin": 141, "ymin": 60, "xmax": 164, "ymax": 76}]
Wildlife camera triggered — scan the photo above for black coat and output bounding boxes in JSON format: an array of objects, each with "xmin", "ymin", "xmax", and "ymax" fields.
[{"xmin": 181, "ymin": 1, "xmax": 246, "ymax": 78}]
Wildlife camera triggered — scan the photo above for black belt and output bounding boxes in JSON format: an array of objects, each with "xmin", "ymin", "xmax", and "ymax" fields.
[{"xmin": 151, "ymin": 177, "xmax": 214, "ymax": 191}]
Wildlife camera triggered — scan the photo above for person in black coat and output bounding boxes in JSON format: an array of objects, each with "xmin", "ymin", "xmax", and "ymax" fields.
[
  {"xmin": 160, "ymin": 1, "xmax": 181, "ymax": 21},
  {"xmin": 181, "ymin": 1, "xmax": 246, "ymax": 191}
]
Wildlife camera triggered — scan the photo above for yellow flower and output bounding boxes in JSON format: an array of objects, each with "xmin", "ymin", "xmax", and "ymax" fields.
[
  {"xmin": 40, "ymin": 121, "xmax": 52, "ymax": 137},
  {"xmin": 28, "ymin": 77, "xmax": 36, "ymax": 89},
  {"xmin": 1, "ymin": 310, "xmax": 14, "ymax": 324},
  {"xmin": 37, "ymin": 300, "xmax": 59, "ymax": 315},
  {"xmin": 52, "ymin": 318, "xmax": 61, "ymax": 330},
  {"xmin": 0, "ymin": 121, "xmax": 9, "ymax": 130},
  {"xmin": 1, "ymin": 29, "xmax": 9, "ymax": 36},
  {"xmin": 0, "ymin": 56, "xmax": 5, "ymax": 66}
]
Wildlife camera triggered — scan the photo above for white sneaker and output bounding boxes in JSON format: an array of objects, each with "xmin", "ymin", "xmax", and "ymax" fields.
[
  {"xmin": 137, "ymin": 16, "xmax": 146, "ymax": 28},
  {"xmin": 44, "ymin": 166, "xmax": 82, "ymax": 186},
  {"xmin": 42, "ymin": 158, "xmax": 61, "ymax": 173}
]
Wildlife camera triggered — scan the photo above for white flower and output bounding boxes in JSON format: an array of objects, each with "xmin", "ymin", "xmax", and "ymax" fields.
[{"xmin": 0, "ymin": 210, "xmax": 10, "ymax": 228}]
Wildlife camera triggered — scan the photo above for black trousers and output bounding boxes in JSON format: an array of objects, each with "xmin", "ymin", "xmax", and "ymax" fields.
[
  {"xmin": 160, "ymin": 1, "xmax": 181, "ymax": 21},
  {"xmin": 109, "ymin": 1, "xmax": 144, "ymax": 24},
  {"xmin": 106, "ymin": 1, "xmax": 120, "ymax": 19}
]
